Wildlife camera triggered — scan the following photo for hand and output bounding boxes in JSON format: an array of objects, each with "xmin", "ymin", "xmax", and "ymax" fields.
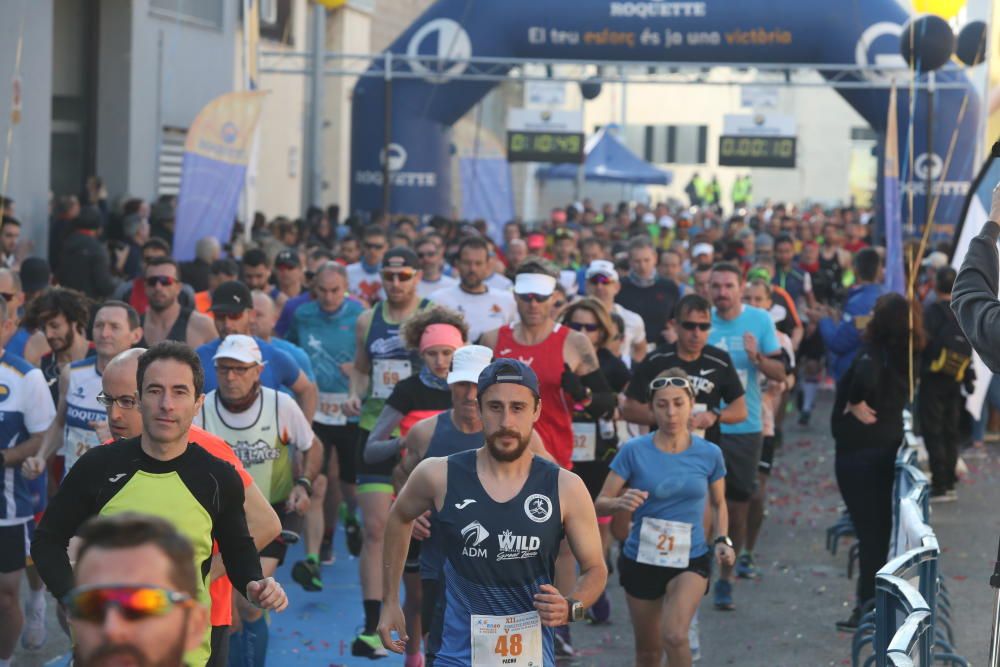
[
  {"xmin": 343, "ymin": 395, "xmax": 362, "ymax": 418},
  {"xmin": 532, "ymin": 584, "xmax": 569, "ymax": 627},
  {"xmin": 845, "ymin": 400, "xmax": 877, "ymax": 425},
  {"xmin": 662, "ymin": 322, "xmax": 678, "ymax": 345},
  {"xmin": 376, "ymin": 602, "xmax": 408, "ymax": 654},
  {"xmin": 560, "ymin": 365, "xmax": 588, "ymax": 402},
  {"xmin": 617, "ymin": 488, "xmax": 648, "ymax": 513},
  {"xmin": 286, "ymin": 485, "xmax": 311, "ymax": 515},
  {"xmin": 743, "ymin": 332, "xmax": 759, "ymax": 364},
  {"xmin": 90, "ymin": 420, "xmax": 111, "ymax": 444},
  {"xmin": 411, "ymin": 511, "xmax": 432, "ymax": 541},
  {"xmin": 690, "ymin": 411, "xmax": 718, "ymax": 430},
  {"xmin": 990, "ymin": 182, "xmax": 1000, "ymax": 223},
  {"xmin": 112, "ymin": 246, "xmax": 129, "ymax": 272},
  {"xmin": 715, "ymin": 542, "xmax": 736, "ymax": 567},
  {"xmin": 247, "ymin": 577, "xmax": 287, "ymax": 612},
  {"xmin": 22, "ymin": 456, "xmax": 45, "ymax": 480}
]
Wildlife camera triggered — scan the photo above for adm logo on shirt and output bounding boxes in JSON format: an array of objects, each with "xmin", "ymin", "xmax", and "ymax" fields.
[{"xmin": 461, "ymin": 520, "xmax": 490, "ymax": 558}]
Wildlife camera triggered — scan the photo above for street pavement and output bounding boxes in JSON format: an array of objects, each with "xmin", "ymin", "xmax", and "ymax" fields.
[{"xmin": 15, "ymin": 389, "xmax": 997, "ymax": 666}]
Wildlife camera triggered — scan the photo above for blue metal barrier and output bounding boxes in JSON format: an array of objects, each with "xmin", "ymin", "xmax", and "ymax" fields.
[
  {"xmin": 885, "ymin": 610, "xmax": 932, "ymax": 667},
  {"xmin": 875, "ymin": 575, "xmax": 931, "ymax": 667}
]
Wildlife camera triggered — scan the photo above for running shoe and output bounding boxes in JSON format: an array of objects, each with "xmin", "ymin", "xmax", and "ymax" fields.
[
  {"xmin": 352, "ymin": 632, "xmax": 389, "ymax": 659},
  {"xmin": 291, "ymin": 559, "xmax": 323, "ymax": 592},
  {"xmin": 21, "ymin": 595, "xmax": 46, "ymax": 650},
  {"xmin": 343, "ymin": 505, "xmax": 363, "ymax": 557},
  {"xmin": 554, "ymin": 625, "xmax": 574, "ymax": 657},
  {"xmin": 586, "ymin": 590, "xmax": 611, "ymax": 624},
  {"xmin": 689, "ymin": 609, "xmax": 701, "ymax": 662},
  {"xmin": 713, "ymin": 579, "xmax": 735, "ymax": 611},
  {"xmin": 835, "ymin": 607, "xmax": 862, "ymax": 632},
  {"xmin": 735, "ymin": 553, "xmax": 761, "ymax": 580},
  {"xmin": 319, "ymin": 536, "xmax": 335, "ymax": 566},
  {"xmin": 798, "ymin": 410, "xmax": 811, "ymax": 426}
]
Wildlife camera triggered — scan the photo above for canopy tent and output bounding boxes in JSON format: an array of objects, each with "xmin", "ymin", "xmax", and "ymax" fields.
[{"xmin": 535, "ymin": 128, "xmax": 673, "ymax": 185}]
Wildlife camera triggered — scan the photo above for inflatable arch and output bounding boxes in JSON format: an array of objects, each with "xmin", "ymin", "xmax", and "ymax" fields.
[{"xmin": 350, "ymin": 0, "xmax": 980, "ymax": 231}]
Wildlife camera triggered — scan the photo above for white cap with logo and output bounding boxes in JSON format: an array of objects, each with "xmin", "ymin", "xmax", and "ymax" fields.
[
  {"xmin": 513, "ymin": 273, "xmax": 557, "ymax": 296},
  {"xmin": 213, "ymin": 334, "xmax": 265, "ymax": 366},
  {"xmin": 447, "ymin": 344, "xmax": 494, "ymax": 385},
  {"xmin": 692, "ymin": 243, "xmax": 715, "ymax": 259},
  {"xmin": 585, "ymin": 260, "xmax": 618, "ymax": 281}
]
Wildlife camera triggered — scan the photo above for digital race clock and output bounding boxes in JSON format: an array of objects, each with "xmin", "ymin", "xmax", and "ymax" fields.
[
  {"xmin": 718, "ymin": 135, "xmax": 796, "ymax": 168},
  {"xmin": 507, "ymin": 131, "xmax": 585, "ymax": 164}
]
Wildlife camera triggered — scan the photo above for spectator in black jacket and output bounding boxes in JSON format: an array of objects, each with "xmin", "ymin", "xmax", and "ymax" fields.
[
  {"xmin": 56, "ymin": 206, "xmax": 123, "ymax": 300},
  {"xmin": 831, "ymin": 293, "xmax": 924, "ymax": 631}
]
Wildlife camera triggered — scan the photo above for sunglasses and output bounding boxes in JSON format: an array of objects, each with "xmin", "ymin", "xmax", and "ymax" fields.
[
  {"xmin": 588, "ymin": 274, "xmax": 614, "ymax": 285},
  {"xmin": 0, "ymin": 292, "xmax": 14, "ymax": 302},
  {"xmin": 215, "ymin": 364, "xmax": 256, "ymax": 377},
  {"xmin": 649, "ymin": 376, "xmax": 694, "ymax": 394},
  {"xmin": 381, "ymin": 270, "xmax": 416, "ymax": 283},
  {"xmin": 145, "ymin": 276, "xmax": 177, "ymax": 288},
  {"xmin": 567, "ymin": 321, "xmax": 600, "ymax": 332},
  {"xmin": 63, "ymin": 584, "xmax": 194, "ymax": 623},
  {"xmin": 213, "ymin": 311, "xmax": 247, "ymax": 321},
  {"xmin": 679, "ymin": 321, "xmax": 712, "ymax": 331},
  {"xmin": 96, "ymin": 391, "xmax": 138, "ymax": 410},
  {"xmin": 275, "ymin": 263, "xmax": 298, "ymax": 271},
  {"xmin": 515, "ymin": 293, "xmax": 551, "ymax": 303},
  {"xmin": 365, "ymin": 243, "xmax": 386, "ymax": 251},
  {"xmin": 417, "ymin": 251, "xmax": 437, "ymax": 259}
]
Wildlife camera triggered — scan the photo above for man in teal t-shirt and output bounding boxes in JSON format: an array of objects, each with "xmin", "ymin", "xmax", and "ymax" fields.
[{"xmin": 707, "ymin": 262, "xmax": 786, "ymax": 609}]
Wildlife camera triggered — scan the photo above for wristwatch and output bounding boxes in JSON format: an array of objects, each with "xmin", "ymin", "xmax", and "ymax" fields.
[
  {"xmin": 566, "ymin": 597, "xmax": 585, "ymax": 622},
  {"xmin": 714, "ymin": 535, "xmax": 734, "ymax": 549},
  {"xmin": 294, "ymin": 476, "xmax": 313, "ymax": 495},
  {"xmin": 0, "ymin": 449, "xmax": 5, "ymax": 467}
]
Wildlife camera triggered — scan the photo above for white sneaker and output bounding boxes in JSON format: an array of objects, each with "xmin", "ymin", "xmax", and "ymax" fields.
[
  {"xmin": 21, "ymin": 594, "xmax": 46, "ymax": 650},
  {"xmin": 689, "ymin": 609, "xmax": 701, "ymax": 662}
]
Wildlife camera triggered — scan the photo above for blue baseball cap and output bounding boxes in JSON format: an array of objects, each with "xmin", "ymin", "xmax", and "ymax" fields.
[{"xmin": 477, "ymin": 359, "xmax": 540, "ymax": 399}]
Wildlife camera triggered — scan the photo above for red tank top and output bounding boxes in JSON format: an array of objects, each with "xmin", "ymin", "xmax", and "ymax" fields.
[{"xmin": 496, "ymin": 323, "xmax": 573, "ymax": 468}]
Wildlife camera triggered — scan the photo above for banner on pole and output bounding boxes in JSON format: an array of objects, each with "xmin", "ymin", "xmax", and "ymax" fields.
[{"xmin": 884, "ymin": 84, "xmax": 905, "ymax": 295}]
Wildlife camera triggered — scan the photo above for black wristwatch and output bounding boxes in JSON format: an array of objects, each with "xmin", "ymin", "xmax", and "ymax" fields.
[
  {"xmin": 714, "ymin": 535, "xmax": 734, "ymax": 549},
  {"xmin": 294, "ymin": 476, "xmax": 313, "ymax": 495},
  {"xmin": 566, "ymin": 597, "xmax": 585, "ymax": 622},
  {"xmin": 0, "ymin": 449, "xmax": 5, "ymax": 467}
]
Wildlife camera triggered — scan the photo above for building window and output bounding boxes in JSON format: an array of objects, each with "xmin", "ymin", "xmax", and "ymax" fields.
[
  {"xmin": 157, "ymin": 126, "xmax": 187, "ymax": 197},
  {"xmin": 150, "ymin": 0, "xmax": 224, "ymax": 30},
  {"xmin": 258, "ymin": 0, "xmax": 294, "ymax": 46},
  {"xmin": 622, "ymin": 124, "xmax": 708, "ymax": 165}
]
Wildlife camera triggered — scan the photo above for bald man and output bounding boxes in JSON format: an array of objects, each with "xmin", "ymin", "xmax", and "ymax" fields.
[
  {"xmin": 94, "ymin": 348, "xmax": 281, "ymax": 666},
  {"xmin": 250, "ymin": 290, "xmax": 316, "ymax": 383}
]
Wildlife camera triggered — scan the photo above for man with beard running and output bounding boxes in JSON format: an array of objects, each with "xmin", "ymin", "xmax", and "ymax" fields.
[
  {"xmin": 25, "ymin": 301, "xmax": 144, "ymax": 477},
  {"xmin": 23, "ymin": 287, "xmax": 95, "ymax": 405},
  {"xmin": 378, "ymin": 360, "xmax": 607, "ymax": 666},
  {"xmin": 138, "ymin": 257, "xmax": 216, "ymax": 348}
]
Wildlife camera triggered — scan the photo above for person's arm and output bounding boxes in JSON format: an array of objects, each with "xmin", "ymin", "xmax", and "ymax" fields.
[
  {"xmin": 345, "ymin": 311, "xmax": 372, "ymax": 416},
  {"xmin": 362, "ymin": 405, "xmax": 406, "ymax": 464},
  {"xmin": 391, "ymin": 416, "xmax": 436, "ymax": 489},
  {"xmin": 378, "ymin": 458, "xmax": 445, "ymax": 653},
  {"xmin": 243, "ymin": 482, "xmax": 281, "ymax": 551},
  {"xmin": 744, "ymin": 332, "xmax": 786, "ymax": 383},
  {"xmin": 23, "ymin": 331, "xmax": 50, "ymax": 367},
  {"xmin": 564, "ymin": 331, "xmax": 616, "ymax": 417},
  {"xmin": 708, "ymin": 478, "xmax": 735, "ymax": 567},
  {"xmin": 719, "ymin": 395, "xmax": 748, "ymax": 425},
  {"xmin": 621, "ymin": 397, "xmax": 655, "ymax": 426},
  {"xmin": 952, "ymin": 211, "xmax": 1000, "ymax": 372},
  {"xmin": 23, "ymin": 364, "xmax": 71, "ymax": 477},
  {"xmin": 630, "ymin": 337, "xmax": 648, "ymax": 364},
  {"xmin": 479, "ymin": 327, "xmax": 500, "ymax": 350},
  {"xmin": 288, "ymin": 370, "xmax": 317, "ymax": 424},
  {"xmin": 187, "ymin": 312, "xmax": 218, "ymax": 348},
  {"xmin": 533, "ymin": 471, "xmax": 608, "ymax": 625}
]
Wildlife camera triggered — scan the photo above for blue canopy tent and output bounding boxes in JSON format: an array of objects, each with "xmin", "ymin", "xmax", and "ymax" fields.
[{"xmin": 535, "ymin": 128, "xmax": 672, "ymax": 185}]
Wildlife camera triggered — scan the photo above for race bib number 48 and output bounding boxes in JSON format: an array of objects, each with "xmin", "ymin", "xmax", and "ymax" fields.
[
  {"xmin": 637, "ymin": 517, "xmax": 692, "ymax": 568},
  {"xmin": 470, "ymin": 611, "xmax": 543, "ymax": 667}
]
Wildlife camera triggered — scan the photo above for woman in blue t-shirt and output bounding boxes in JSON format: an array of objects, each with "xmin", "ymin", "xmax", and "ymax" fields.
[{"xmin": 596, "ymin": 368, "xmax": 735, "ymax": 667}]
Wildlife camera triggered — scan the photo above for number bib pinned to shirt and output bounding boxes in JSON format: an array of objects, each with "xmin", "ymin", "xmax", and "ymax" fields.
[
  {"xmin": 372, "ymin": 359, "xmax": 411, "ymax": 399},
  {"xmin": 470, "ymin": 611, "xmax": 543, "ymax": 667},
  {"xmin": 571, "ymin": 422, "xmax": 597, "ymax": 462},
  {"xmin": 637, "ymin": 517, "xmax": 692, "ymax": 568},
  {"xmin": 315, "ymin": 392, "xmax": 348, "ymax": 425}
]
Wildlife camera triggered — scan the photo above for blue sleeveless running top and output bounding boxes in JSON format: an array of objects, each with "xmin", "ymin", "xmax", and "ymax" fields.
[
  {"xmin": 419, "ymin": 411, "xmax": 483, "ymax": 580},
  {"xmin": 427, "ymin": 449, "xmax": 563, "ymax": 667}
]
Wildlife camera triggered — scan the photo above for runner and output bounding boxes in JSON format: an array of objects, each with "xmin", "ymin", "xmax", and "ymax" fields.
[
  {"xmin": 430, "ymin": 237, "xmax": 516, "ymax": 344},
  {"xmin": 347, "ymin": 225, "xmax": 389, "ymax": 305},
  {"xmin": 706, "ymin": 263, "xmax": 785, "ymax": 609},
  {"xmin": 285, "ymin": 261, "xmax": 364, "ymax": 563},
  {"xmin": 32, "ymin": 341, "xmax": 288, "ymax": 667},
  {"xmin": 481, "ymin": 263, "xmax": 613, "ymax": 656},
  {"xmin": 271, "ymin": 249, "xmax": 306, "ymax": 309},
  {"xmin": 138, "ymin": 256, "xmax": 217, "ymax": 347},
  {"xmin": 22, "ymin": 287, "xmax": 95, "ymax": 404},
  {"xmin": 416, "ymin": 236, "xmax": 458, "ymax": 298},
  {"xmin": 193, "ymin": 334, "xmax": 322, "ymax": 662},
  {"xmin": 344, "ymin": 246, "xmax": 429, "ymax": 659},
  {"xmin": 584, "ymin": 260, "xmax": 647, "ymax": 364},
  {"xmin": 26, "ymin": 301, "xmax": 144, "ymax": 477},
  {"xmin": 0, "ymin": 295, "xmax": 56, "ymax": 667},
  {"xmin": 377, "ymin": 360, "xmax": 608, "ymax": 666},
  {"xmin": 596, "ymin": 368, "xmax": 735, "ymax": 667}
]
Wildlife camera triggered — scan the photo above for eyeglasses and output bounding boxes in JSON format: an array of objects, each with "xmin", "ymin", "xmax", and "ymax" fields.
[
  {"xmin": 96, "ymin": 391, "xmax": 138, "ymax": 410},
  {"xmin": 275, "ymin": 263, "xmax": 298, "ymax": 271},
  {"xmin": 0, "ymin": 292, "xmax": 15, "ymax": 302},
  {"xmin": 365, "ymin": 243, "xmax": 386, "ymax": 251},
  {"xmin": 63, "ymin": 584, "xmax": 194, "ymax": 623},
  {"xmin": 515, "ymin": 293, "xmax": 551, "ymax": 303},
  {"xmin": 679, "ymin": 321, "xmax": 712, "ymax": 331},
  {"xmin": 213, "ymin": 311, "xmax": 246, "ymax": 321},
  {"xmin": 215, "ymin": 364, "xmax": 256, "ymax": 377},
  {"xmin": 567, "ymin": 321, "xmax": 600, "ymax": 332},
  {"xmin": 145, "ymin": 276, "xmax": 177, "ymax": 288},
  {"xmin": 381, "ymin": 270, "xmax": 416, "ymax": 283},
  {"xmin": 649, "ymin": 376, "xmax": 694, "ymax": 394},
  {"xmin": 417, "ymin": 251, "xmax": 437, "ymax": 259},
  {"xmin": 588, "ymin": 274, "xmax": 614, "ymax": 285}
]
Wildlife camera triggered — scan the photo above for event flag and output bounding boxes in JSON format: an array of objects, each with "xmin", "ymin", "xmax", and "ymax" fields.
[
  {"xmin": 884, "ymin": 83, "xmax": 905, "ymax": 296},
  {"xmin": 172, "ymin": 91, "xmax": 266, "ymax": 262}
]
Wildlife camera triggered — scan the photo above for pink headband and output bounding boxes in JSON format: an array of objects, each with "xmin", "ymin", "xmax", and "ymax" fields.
[{"xmin": 420, "ymin": 324, "xmax": 464, "ymax": 353}]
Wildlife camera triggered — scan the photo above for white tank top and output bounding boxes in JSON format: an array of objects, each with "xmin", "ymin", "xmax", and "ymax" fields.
[{"xmin": 63, "ymin": 357, "xmax": 105, "ymax": 471}]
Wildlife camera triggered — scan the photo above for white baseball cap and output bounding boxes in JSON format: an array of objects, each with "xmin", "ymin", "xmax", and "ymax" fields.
[
  {"xmin": 692, "ymin": 243, "xmax": 715, "ymax": 259},
  {"xmin": 514, "ymin": 273, "xmax": 557, "ymax": 296},
  {"xmin": 213, "ymin": 334, "xmax": 264, "ymax": 366},
  {"xmin": 585, "ymin": 260, "xmax": 618, "ymax": 281},
  {"xmin": 447, "ymin": 345, "xmax": 494, "ymax": 385}
]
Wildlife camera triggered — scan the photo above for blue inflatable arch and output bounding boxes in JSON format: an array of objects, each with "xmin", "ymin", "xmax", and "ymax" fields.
[{"xmin": 350, "ymin": 0, "xmax": 980, "ymax": 231}]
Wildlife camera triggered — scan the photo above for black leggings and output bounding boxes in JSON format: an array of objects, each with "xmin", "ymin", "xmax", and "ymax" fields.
[{"xmin": 834, "ymin": 444, "xmax": 897, "ymax": 605}]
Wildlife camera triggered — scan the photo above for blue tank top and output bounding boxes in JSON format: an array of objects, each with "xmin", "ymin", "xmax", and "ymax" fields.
[
  {"xmin": 420, "ymin": 411, "xmax": 483, "ymax": 580},
  {"xmin": 427, "ymin": 449, "xmax": 563, "ymax": 666}
]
